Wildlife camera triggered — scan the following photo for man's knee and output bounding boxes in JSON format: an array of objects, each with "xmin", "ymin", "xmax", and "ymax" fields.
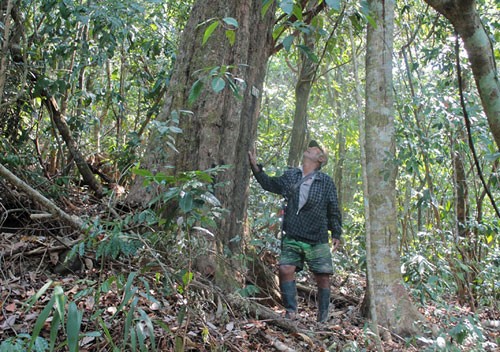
[
  {"xmin": 314, "ymin": 273, "xmax": 331, "ymax": 288},
  {"xmin": 279, "ymin": 265, "xmax": 296, "ymax": 280}
]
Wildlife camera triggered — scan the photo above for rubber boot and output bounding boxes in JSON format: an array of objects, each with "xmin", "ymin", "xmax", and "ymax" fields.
[
  {"xmin": 280, "ymin": 281, "xmax": 297, "ymax": 318},
  {"xmin": 317, "ymin": 287, "xmax": 330, "ymax": 322}
]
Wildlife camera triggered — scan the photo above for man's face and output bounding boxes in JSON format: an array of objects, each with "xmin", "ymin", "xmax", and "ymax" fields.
[{"xmin": 303, "ymin": 146, "xmax": 324, "ymax": 164}]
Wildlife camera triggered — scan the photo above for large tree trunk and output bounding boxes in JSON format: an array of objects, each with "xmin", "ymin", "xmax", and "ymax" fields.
[
  {"xmin": 424, "ymin": 0, "xmax": 500, "ymax": 151},
  {"xmin": 362, "ymin": 0, "xmax": 422, "ymax": 336},
  {"xmin": 128, "ymin": 1, "xmax": 276, "ymax": 289}
]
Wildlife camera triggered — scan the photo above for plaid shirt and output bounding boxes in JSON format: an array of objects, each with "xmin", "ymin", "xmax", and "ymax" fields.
[{"xmin": 253, "ymin": 167, "xmax": 342, "ymax": 243}]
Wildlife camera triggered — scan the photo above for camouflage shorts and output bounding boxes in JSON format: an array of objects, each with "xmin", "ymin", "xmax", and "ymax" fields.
[{"xmin": 279, "ymin": 236, "xmax": 333, "ymax": 274}]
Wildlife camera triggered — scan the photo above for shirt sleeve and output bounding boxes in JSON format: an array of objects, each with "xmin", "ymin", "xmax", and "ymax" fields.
[
  {"xmin": 326, "ymin": 178, "xmax": 342, "ymax": 239},
  {"xmin": 252, "ymin": 168, "xmax": 291, "ymax": 197}
]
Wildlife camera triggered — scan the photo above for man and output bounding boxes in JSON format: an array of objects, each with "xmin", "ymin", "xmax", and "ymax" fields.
[{"xmin": 248, "ymin": 140, "xmax": 342, "ymax": 322}]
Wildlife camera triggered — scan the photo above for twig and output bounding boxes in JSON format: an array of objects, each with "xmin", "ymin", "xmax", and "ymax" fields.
[{"xmin": 454, "ymin": 34, "xmax": 500, "ymax": 218}]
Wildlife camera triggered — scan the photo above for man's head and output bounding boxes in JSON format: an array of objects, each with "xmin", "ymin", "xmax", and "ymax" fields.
[{"xmin": 305, "ymin": 140, "xmax": 328, "ymax": 169}]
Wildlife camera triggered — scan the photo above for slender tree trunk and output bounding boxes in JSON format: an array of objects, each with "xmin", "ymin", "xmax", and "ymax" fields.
[
  {"xmin": 363, "ymin": 0, "xmax": 422, "ymax": 335},
  {"xmin": 424, "ymin": 0, "xmax": 500, "ymax": 151},
  {"xmin": 349, "ymin": 21, "xmax": 383, "ymax": 348},
  {"xmin": 287, "ymin": 34, "xmax": 315, "ymax": 167},
  {"xmin": 0, "ymin": 0, "xmax": 14, "ymax": 105},
  {"xmin": 128, "ymin": 1, "xmax": 276, "ymax": 290},
  {"xmin": 42, "ymin": 94, "xmax": 103, "ymax": 197}
]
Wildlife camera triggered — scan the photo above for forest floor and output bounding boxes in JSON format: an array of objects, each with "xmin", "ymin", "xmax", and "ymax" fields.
[{"xmin": 0, "ymin": 192, "xmax": 499, "ymax": 351}]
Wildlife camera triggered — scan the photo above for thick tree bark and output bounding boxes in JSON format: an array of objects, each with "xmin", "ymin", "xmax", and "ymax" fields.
[
  {"xmin": 128, "ymin": 1, "xmax": 276, "ymax": 289},
  {"xmin": 363, "ymin": 0, "xmax": 423, "ymax": 336},
  {"xmin": 424, "ymin": 0, "xmax": 500, "ymax": 151}
]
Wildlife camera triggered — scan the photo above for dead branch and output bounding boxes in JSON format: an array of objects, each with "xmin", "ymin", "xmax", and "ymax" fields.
[{"xmin": 0, "ymin": 162, "xmax": 84, "ymax": 232}]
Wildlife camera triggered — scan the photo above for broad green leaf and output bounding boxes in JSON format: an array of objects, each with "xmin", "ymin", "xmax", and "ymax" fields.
[
  {"xmin": 54, "ymin": 286, "xmax": 66, "ymax": 330},
  {"xmin": 297, "ymin": 45, "xmax": 319, "ymax": 63},
  {"xmin": 485, "ymin": 151, "xmax": 500, "ymax": 161},
  {"xmin": 132, "ymin": 168, "xmax": 153, "ymax": 177},
  {"xmin": 365, "ymin": 13, "xmax": 377, "ymax": 28},
  {"xmin": 137, "ymin": 322, "xmax": 147, "ymax": 351},
  {"xmin": 262, "ymin": 0, "xmax": 273, "ymax": 16},
  {"xmin": 170, "ymin": 126, "xmax": 183, "ymax": 134},
  {"xmin": 211, "ymin": 77, "xmax": 226, "ymax": 93},
  {"xmin": 139, "ymin": 309, "xmax": 156, "ymax": 352},
  {"xmin": 292, "ymin": 4, "xmax": 303, "ymax": 20},
  {"xmin": 177, "ymin": 306, "xmax": 186, "ymax": 326},
  {"xmin": 222, "ymin": 17, "xmax": 238, "ymax": 28},
  {"xmin": 179, "ymin": 193, "xmax": 194, "ymax": 213},
  {"xmin": 67, "ymin": 302, "xmax": 83, "ymax": 352},
  {"xmin": 49, "ymin": 310, "xmax": 62, "ymax": 351},
  {"xmin": 182, "ymin": 271, "xmax": 194, "ymax": 287},
  {"xmin": 280, "ymin": 0, "xmax": 294, "ymax": 15},
  {"xmin": 225, "ymin": 29, "xmax": 236, "ymax": 46},
  {"xmin": 98, "ymin": 317, "xmax": 117, "ymax": 349},
  {"xmin": 129, "ymin": 326, "xmax": 137, "ymax": 351},
  {"xmin": 29, "ymin": 295, "xmax": 56, "ymax": 350},
  {"xmin": 113, "ymin": 272, "xmax": 138, "ymax": 318},
  {"xmin": 25, "ymin": 280, "xmax": 53, "ymax": 311},
  {"xmin": 123, "ymin": 296, "xmax": 139, "ymax": 348},
  {"xmin": 188, "ymin": 79, "xmax": 204, "ymax": 106},
  {"xmin": 273, "ymin": 24, "xmax": 285, "ymax": 40},
  {"xmin": 203, "ymin": 21, "xmax": 219, "ymax": 45},
  {"xmin": 282, "ymin": 35, "xmax": 294, "ymax": 51},
  {"xmin": 326, "ymin": 0, "xmax": 341, "ymax": 11}
]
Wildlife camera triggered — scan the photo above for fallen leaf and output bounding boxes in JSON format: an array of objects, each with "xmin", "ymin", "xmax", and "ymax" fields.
[
  {"xmin": 0, "ymin": 315, "xmax": 16, "ymax": 329},
  {"xmin": 5, "ymin": 303, "xmax": 16, "ymax": 312}
]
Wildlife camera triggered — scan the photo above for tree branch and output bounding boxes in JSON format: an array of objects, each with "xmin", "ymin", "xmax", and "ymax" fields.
[{"xmin": 0, "ymin": 162, "xmax": 85, "ymax": 231}]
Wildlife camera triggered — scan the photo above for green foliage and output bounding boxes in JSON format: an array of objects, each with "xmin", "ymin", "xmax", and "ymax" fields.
[
  {"xmin": 0, "ymin": 335, "xmax": 48, "ymax": 352},
  {"xmin": 401, "ymin": 248, "xmax": 453, "ymax": 305},
  {"xmin": 4, "ymin": 282, "xmax": 101, "ymax": 352},
  {"xmin": 326, "ymin": 0, "xmax": 342, "ymax": 11},
  {"xmin": 1, "ymin": 0, "xmax": 187, "ymax": 196},
  {"xmin": 237, "ymin": 284, "xmax": 260, "ymax": 297},
  {"xmin": 6, "ymin": 271, "xmax": 185, "ymax": 351},
  {"xmin": 199, "ymin": 17, "xmax": 238, "ymax": 46},
  {"xmin": 414, "ymin": 311, "xmax": 490, "ymax": 351},
  {"xmin": 187, "ymin": 64, "xmax": 247, "ymax": 105}
]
